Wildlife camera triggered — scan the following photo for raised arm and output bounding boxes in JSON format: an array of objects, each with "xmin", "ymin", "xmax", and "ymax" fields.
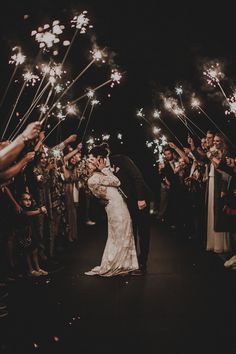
[
  {"xmin": 0, "ymin": 152, "xmax": 35, "ymax": 181},
  {"xmin": 0, "ymin": 122, "xmax": 41, "ymax": 171},
  {"xmin": 64, "ymin": 143, "xmax": 82, "ymax": 162},
  {"xmin": 169, "ymin": 142, "xmax": 190, "ymax": 164}
]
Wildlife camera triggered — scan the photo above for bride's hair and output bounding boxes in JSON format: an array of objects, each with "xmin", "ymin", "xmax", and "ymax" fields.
[{"xmin": 90, "ymin": 143, "xmax": 110, "ymax": 158}]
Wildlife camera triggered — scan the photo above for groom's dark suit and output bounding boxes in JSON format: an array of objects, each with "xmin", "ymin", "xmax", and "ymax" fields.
[{"xmin": 109, "ymin": 154, "xmax": 152, "ymax": 270}]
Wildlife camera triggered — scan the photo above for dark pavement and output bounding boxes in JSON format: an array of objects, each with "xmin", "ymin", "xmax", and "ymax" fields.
[{"xmin": 1, "ymin": 220, "xmax": 236, "ymax": 354}]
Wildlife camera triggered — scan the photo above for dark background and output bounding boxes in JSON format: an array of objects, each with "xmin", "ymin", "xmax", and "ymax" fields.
[{"xmin": 0, "ymin": 0, "xmax": 236, "ymax": 192}]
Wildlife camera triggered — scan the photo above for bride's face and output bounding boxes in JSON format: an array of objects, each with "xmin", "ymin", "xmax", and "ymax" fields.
[{"xmin": 86, "ymin": 158, "xmax": 97, "ymax": 173}]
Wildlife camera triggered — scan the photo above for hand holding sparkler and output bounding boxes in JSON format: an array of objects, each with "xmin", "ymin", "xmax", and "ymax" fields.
[
  {"xmin": 169, "ymin": 142, "xmax": 177, "ymax": 150},
  {"xmin": 21, "ymin": 121, "xmax": 42, "ymax": 141},
  {"xmin": 64, "ymin": 134, "xmax": 77, "ymax": 145}
]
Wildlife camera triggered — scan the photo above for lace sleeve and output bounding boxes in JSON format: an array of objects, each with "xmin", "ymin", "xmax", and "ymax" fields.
[
  {"xmin": 100, "ymin": 168, "xmax": 121, "ymax": 187},
  {"xmin": 88, "ymin": 170, "xmax": 120, "ymax": 199},
  {"xmin": 88, "ymin": 174, "xmax": 107, "ymax": 199}
]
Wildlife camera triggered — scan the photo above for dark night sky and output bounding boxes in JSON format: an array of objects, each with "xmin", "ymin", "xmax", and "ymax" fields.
[{"xmin": 0, "ymin": 0, "xmax": 236, "ymax": 189}]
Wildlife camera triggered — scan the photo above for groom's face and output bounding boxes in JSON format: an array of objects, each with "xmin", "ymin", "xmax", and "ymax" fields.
[{"xmin": 87, "ymin": 153, "xmax": 98, "ymax": 165}]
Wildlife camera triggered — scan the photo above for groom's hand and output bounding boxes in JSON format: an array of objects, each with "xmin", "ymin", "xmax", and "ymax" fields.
[{"xmin": 138, "ymin": 200, "xmax": 147, "ymax": 210}]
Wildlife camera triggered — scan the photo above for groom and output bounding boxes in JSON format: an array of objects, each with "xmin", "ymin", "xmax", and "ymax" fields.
[{"xmin": 88, "ymin": 143, "xmax": 152, "ymax": 275}]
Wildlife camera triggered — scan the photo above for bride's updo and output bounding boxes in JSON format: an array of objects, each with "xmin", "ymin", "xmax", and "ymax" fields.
[{"xmin": 89, "ymin": 143, "xmax": 110, "ymax": 158}]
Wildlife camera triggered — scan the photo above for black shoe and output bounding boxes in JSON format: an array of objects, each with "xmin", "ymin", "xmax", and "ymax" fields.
[{"xmin": 130, "ymin": 268, "xmax": 146, "ymax": 276}]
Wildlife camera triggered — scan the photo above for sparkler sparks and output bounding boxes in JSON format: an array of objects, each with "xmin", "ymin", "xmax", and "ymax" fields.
[
  {"xmin": 87, "ymin": 89, "xmax": 95, "ymax": 98},
  {"xmin": 91, "ymin": 99, "xmax": 100, "ymax": 106},
  {"xmin": 110, "ymin": 69, "xmax": 122, "ymax": 87},
  {"xmin": 66, "ymin": 104, "xmax": 79, "ymax": 115},
  {"xmin": 175, "ymin": 86, "xmax": 183, "ymax": 95},
  {"xmin": 191, "ymin": 96, "xmax": 201, "ymax": 109},
  {"xmin": 153, "ymin": 110, "xmax": 161, "ymax": 118},
  {"xmin": 23, "ymin": 71, "xmax": 40, "ymax": 86},
  {"xmin": 137, "ymin": 108, "xmax": 145, "ymax": 118},
  {"xmin": 91, "ymin": 48, "xmax": 104, "ymax": 62},
  {"xmin": 9, "ymin": 47, "xmax": 26, "ymax": 66},
  {"xmin": 71, "ymin": 11, "xmax": 93, "ymax": 33},
  {"xmin": 203, "ymin": 62, "xmax": 224, "ymax": 87},
  {"xmin": 153, "ymin": 126, "xmax": 161, "ymax": 135},
  {"xmin": 31, "ymin": 20, "xmax": 65, "ymax": 51},
  {"xmin": 225, "ymin": 93, "xmax": 236, "ymax": 115},
  {"xmin": 163, "ymin": 97, "xmax": 184, "ymax": 116}
]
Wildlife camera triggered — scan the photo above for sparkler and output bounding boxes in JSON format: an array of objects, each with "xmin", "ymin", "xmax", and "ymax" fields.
[
  {"xmin": 81, "ymin": 100, "xmax": 100, "ymax": 143},
  {"xmin": 0, "ymin": 47, "xmax": 26, "ymax": 108},
  {"xmin": 62, "ymin": 11, "xmax": 93, "ymax": 66},
  {"xmin": 154, "ymin": 110, "xmax": 184, "ymax": 148},
  {"xmin": 70, "ymin": 70, "xmax": 123, "ymax": 105},
  {"xmin": 1, "ymin": 81, "xmax": 27, "ymax": 139},
  {"xmin": 43, "ymin": 114, "xmax": 66, "ymax": 142},
  {"xmin": 76, "ymin": 97, "xmax": 91, "ymax": 131},
  {"xmin": 175, "ymin": 85, "xmax": 184, "ymax": 110},
  {"xmin": 203, "ymin": 62, "xmax": 231, "ymax": 107},
  {"xmin": 191, "ymin": 95, "xmax": 236, "ymax": 149},
  {"xmin": 9, "ymin": 82, "xmax": 51, "ymax": 140},
  {"xmin": 163, "ymin": 96, "xmax": 201, "ymax": 139},
  {"xmin": 40, "ymin": 50, "xmax": 104, "ymax": 122},
  {"xmin": 2, "ymin": 69, "xmax": 40, "ymax": 139}
]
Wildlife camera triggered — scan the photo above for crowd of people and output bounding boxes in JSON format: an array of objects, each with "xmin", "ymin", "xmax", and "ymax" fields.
[
  {"xmin": 156, "ymin": 130, "xmax": 236, "ymax": 257},
  {"xmin": 1, "ymin": 120, "xmax": 236, "ymax": 319},
  {"xmin": 0, "ymin": 122, "xmax": 99, "ymax": 318}
]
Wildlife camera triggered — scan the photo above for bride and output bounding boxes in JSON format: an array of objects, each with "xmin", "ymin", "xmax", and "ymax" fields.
[{"xmin": 84, "ymin": 145, "xmax": 138, "ymax": 277}]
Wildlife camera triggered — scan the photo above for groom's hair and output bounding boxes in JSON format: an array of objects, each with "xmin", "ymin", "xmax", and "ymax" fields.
[{"xmin": 89, "ymin": 143, "xmax": 110, "ymax": 158}]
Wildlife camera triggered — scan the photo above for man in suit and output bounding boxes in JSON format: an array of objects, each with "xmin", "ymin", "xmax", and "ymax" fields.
[{"xmin": 88, "ymin": 143, "xmax": 152, "ymax": 275}]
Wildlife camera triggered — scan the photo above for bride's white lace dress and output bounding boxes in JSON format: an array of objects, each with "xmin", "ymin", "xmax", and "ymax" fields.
[{"xmin": 85, "ymin": 168, "xmax": 138, "ymax": 276}]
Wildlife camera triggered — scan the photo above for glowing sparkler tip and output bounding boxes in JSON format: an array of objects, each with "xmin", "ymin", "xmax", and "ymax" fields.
[
  {"xmin": 111, "ymin": 70, "xmax": 122, "ymax": 83},
  {"xmin": 137, "ymin": 108, "xmax": 144, "ymax": 118},
  {"xmin": 71, "ymin": 11, "xmax": 93, "ymax": 33},
  {"xmin": 66, "ymin": 104, "xmax": 78, "ymax": 115},
  {"xmin": 87, "ymin": 89, "xmax": 95, "ymax": 98},
  {"xmin": 153, "ymin": 110, "xmax": 161, "ymax": 118},
  {"xmin": 191, "ymin": 98, "xmax": 200, "ymax": 108},
  {"xmin": 9, "ymin": 50, "xmax": 26, "ymax": 66},
  {"xmin": 91, "ymin": 99, "xmax": 100, "ymax": 106},
  {"xmin": 175, "ymin": 86, "xmax": 183, "ymax": 95},
  {"xmin": 92, "ymin": 49, "xmax": 103, "ymax": 61},
  {"xmin": 153, "ymin": 127, "xmax": 161, "ymax": 135}
]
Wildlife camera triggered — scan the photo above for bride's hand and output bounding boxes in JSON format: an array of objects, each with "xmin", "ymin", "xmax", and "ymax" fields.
[{"xmin": 96, "ymin": 157, "xmax": 106, "ymax": 171}]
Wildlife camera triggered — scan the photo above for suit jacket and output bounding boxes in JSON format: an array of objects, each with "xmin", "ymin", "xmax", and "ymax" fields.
[{"xmin": 109, "ymin": 154, "xmax": 152, "ymax": 209}]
